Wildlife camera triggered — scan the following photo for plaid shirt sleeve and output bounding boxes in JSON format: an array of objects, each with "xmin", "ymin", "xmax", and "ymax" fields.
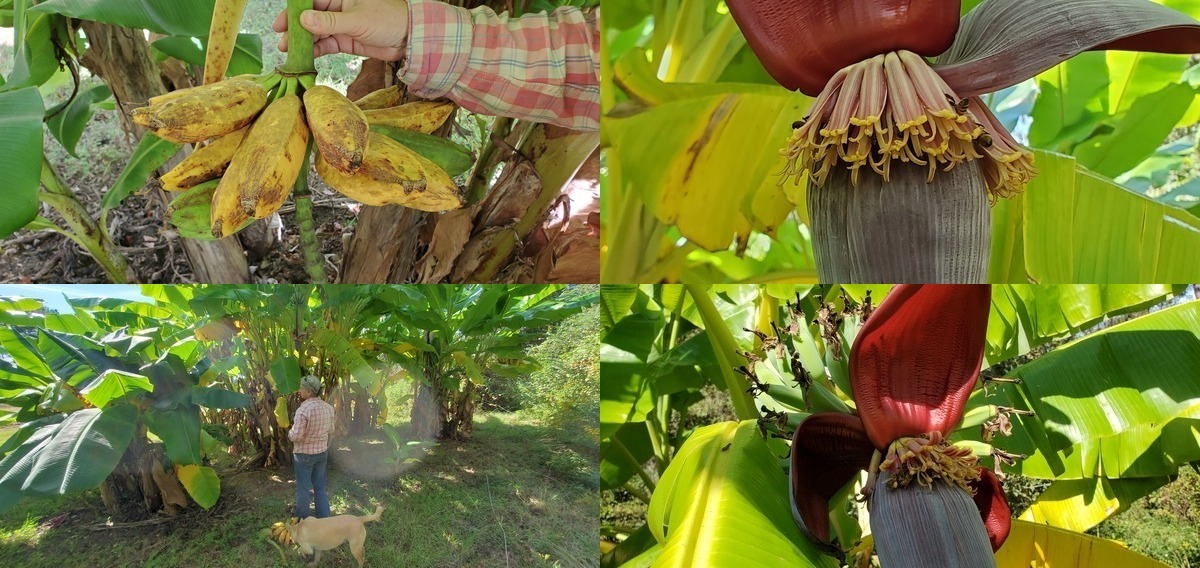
[
  {"xmin": 399, "ymin": 0, "xmax": 600, "ymax": 132},
  {"xmin": 288, "ymin": 403, "xmax": 307, "ymax": 443}
]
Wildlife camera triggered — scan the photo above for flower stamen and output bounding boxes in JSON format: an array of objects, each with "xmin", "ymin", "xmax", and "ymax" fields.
[
  {"xmin": 781, "ymin": 49, "xmax": 1036, "ymax": 201},
  {"xmin": 879, "ymin": 432, "xmax": 981, "ymax": 493}
]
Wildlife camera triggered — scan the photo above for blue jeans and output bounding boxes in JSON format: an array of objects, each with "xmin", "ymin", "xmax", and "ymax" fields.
[{"xmin": 294, "ymin": 451, "xmax": 330, "ymax": 519}]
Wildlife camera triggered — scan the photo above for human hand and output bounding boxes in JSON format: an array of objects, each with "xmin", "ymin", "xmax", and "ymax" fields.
[{"xmin": 274, "ymin": 0, "xmax": 411, "ymax": 61}]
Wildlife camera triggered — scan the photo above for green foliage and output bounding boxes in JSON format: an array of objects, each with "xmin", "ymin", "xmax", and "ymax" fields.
[
  {"xmin": 1091, "ymin": 468, "xmax": 1200, "ymax": 567},
  {"xmin": 518, "ymin": 306, "xmax": 600, "ymax": 433},
  {"xmin": 0, "ymin": 296, "xmax": 242, "ymax": 514}
]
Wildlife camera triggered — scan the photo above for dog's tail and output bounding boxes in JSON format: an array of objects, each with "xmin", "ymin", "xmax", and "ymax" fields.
[{"xmin": 360, "ymin": 505, "xmax": 384, "ymax": 523}]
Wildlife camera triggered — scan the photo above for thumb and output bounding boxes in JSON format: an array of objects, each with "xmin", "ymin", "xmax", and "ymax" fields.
[{"xmin": 300, "ymin": 9, "xmax": 364, "ymax": 37}]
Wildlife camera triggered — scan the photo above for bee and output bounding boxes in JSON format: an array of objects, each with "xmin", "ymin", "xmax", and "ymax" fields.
[
  {"xmin": 945, "ymin": 93, "xmax": 970, "ymax": 115},
  {"xmin": 977, "ymin": 132, "xmax": 994, "ymax": 148},
  {"xmin": 791, "ymin": 117, "xmax": 808, "ymax": 130}
]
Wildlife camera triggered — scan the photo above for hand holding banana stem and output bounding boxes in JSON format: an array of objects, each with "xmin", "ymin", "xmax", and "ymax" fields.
[{"xmin": 273, "ymin": 0, "xmax": 412, "ymax": 61}]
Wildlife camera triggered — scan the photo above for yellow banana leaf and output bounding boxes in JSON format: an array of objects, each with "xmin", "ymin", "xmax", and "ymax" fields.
[
  {"xmin": 645, "ymin": 420, "xmax": 836, "ymax": 568},
  {"xmin": 1018, "ymin": 477, "xmax": 1168, "ymax": 533},
  {"xmin": 997, "ymin": 520, "xmax": 1169, "ymax": 568},
  {"xmin": 605, "ymin": 89, "xmax": 811, "ymax": 252}
]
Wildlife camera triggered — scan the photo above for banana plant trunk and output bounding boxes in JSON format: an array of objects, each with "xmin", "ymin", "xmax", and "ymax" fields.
[
  {"xmin": 98, "ymin": 426, "xmax": 189, "ymax": 520},
  {"xmin": 808, "ymin": 161, "xmax": 991, "ymax": 283}
]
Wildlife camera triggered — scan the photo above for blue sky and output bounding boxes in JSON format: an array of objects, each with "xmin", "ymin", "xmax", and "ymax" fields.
[{"xmin": 0, "ymin": 285, "xmax": 152, "ymax": 313}]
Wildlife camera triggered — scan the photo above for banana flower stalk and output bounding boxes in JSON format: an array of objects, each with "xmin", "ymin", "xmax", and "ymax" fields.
[
  {"xmin": 788, "ymin": 285, "xmax": 1011, "ymax": 566},
  {"xmin": 728, "ymin": 0, "xmax": 1200, "ymax": 283}
]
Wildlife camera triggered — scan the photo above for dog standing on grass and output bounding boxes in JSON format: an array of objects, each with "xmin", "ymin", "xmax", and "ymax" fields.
[{"xmin": 287, "ymin": 505, "xmax": 384, "ymax": 567}]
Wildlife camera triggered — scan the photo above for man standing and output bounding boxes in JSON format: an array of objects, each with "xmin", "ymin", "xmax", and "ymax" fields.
[{"xmin": 289, "ymin": 375, "xmax": 336, "ymax": 519}]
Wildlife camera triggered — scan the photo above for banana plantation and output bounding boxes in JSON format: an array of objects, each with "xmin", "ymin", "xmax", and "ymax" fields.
[
  {"xmin": 0, "ymin": 283, "xmax": 600, "ymax": 566},
  {"xmin": 0, "ymin": 0, "xmax": 599, "ymax": 284},
  {"xmin": 600, "ymin": 284, "xmax": 1200, "ymax": 568}
]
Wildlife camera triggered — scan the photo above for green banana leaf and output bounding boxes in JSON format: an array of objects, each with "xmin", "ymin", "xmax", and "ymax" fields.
[
  {"xmin": 986, "ymin": 300, "xmax": 1200, "ymax": 481},
  {"xmin": 81, "ymin": 369, "xmax": 153, "ymax": 409},
  {"xmin": 989, "ymin": 149, "xmax": 1200, "ymax": 282},
  {"xmin": 32, "ymin": 0, "xmax": 215, "ymax": 38},
  {"xmin": 996, "ymin": 519, "xmax": 1170, "ymax": 568},
  {"xmin": 645, "ymin": 421, "xmax": 836, "ymax": 568},
  {"xmin": 0, "ymin": 405, "xmax": 137, "ymax": 514},
  {"xmin": 269, "ymin": 353, "xmax": 301, "ymax": 395},
  {"xmin": 150, "ymin": 33, "xmax": 263, "ymax": 78},
  {"xmin": 102, "ymin": 133, "xmax": 182, "ymax": 212},
  {"xmin": 44, "ymin": 83, "xmax": 111, "ymax": 158},
  {"xmin": 0, "ymin": 87, "xmax": 45, "ymax": 238},
  {"xmin": 985, "ymin": 285, "xmax": 1176, "ymax": 361},
  {"xmin": 189, "ymin": 386, "xmax": 250, "ymax": 409},
  {"xmin": 143, "ymin": 407, "xmax": 201, "ymax": 466}
]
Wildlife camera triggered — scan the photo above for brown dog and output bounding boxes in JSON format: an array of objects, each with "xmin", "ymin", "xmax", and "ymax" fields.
[{"xmin": 287, "ymin": 505, "xmax": 384, "ymax": 567}]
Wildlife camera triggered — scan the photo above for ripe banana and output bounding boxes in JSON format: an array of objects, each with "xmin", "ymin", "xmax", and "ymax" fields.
[
  {"xmin": 315, "ymin": 131, "xmax": 464, "ymax": 211},
  {"xmin": 303, "ymin": 85, "xmax": 368, "ymax": 174},
  {"xmin": 160, "ymin": 127, "xmax": 249, "ymax": 191},
  {"xmin": 203, "ymin": 0, "xmax": 250, "ymax": 84},
  {"xmin": 354, "ymin": 85, "xmax": 402, "ymax": 110},
  {"xmin": 133, "ymin": 79, "xmax": 267, "ymax": 143},
  {"xmin": 363, "ymin": 101, "xmax": 455, "ymax": 134},
  {"xmin": 370, "ymin": 125, "xmax": 475, "ymax": 177},
  {"xmin": 211, "ymin": 94, "xmax": 309, "ymax": 237}
]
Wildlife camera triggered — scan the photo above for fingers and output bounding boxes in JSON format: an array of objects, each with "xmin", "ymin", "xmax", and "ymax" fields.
[{"xmin": 272, "ymin": 9, "xmax": 288, "ymax": 33}]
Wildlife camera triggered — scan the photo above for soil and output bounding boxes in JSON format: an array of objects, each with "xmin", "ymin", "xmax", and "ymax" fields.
[{"xmin": 0, "ymin": 108, "xmax": 357, "ymax": 284}]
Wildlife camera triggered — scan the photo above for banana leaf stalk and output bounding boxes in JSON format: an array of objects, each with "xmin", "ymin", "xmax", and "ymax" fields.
[{"xmin": 728, "ymin": 0, "xmax": 1200, "ymax": 282}]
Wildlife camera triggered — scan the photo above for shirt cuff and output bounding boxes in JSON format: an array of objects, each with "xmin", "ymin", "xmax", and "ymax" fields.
[{"xmin": 398, "ymin": 0, "xmax": 474, "ymax": 99}]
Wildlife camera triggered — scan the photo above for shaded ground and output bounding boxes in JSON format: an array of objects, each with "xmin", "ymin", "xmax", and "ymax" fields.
[{"xmin": 0, "ymin": 412, "xmax": 597, "ymax": 568}]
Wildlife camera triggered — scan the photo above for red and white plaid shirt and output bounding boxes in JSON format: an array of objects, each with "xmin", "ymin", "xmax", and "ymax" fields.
[
  {"xmin": 289, "ymin": 397, "xmax": 335, "ymax": 455},
  {"xmin": 399, "ymin": 0, "xmax": 600, "ymax": 131}
]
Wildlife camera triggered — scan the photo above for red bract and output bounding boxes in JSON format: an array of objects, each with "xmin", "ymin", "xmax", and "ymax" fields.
[
  {"xmin": 726, "ymin": 0, "xmax": 961, "ymax": 96},
  {"xmin": 850, "ymin": 284, "xmax": 991, "ymax": 450},
  {"xmin": 788, "ymin": 413, "xmax": 875, "ymax": 550},
  {"xmin": 787, "ymin": 285, "xmax": 1008, "ymax": 556},
  {"xmin": 970, "ymin": 468, "xmax": 1012, "ymax": 552}
]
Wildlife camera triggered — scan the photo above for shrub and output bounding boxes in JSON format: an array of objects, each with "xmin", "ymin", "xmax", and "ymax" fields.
[{"xmin": 517, "ymin": 306, "xmax": 599, "ymax": 434}]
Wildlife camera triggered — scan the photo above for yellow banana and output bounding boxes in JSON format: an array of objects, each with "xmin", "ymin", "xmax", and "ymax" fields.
[
  {"xmin": 303, "ymin": 85, "xmax": 368, "ymax": 174},
  {"xmin": 160, "ymin": 127, "xmax": 248, "ymax": 191},
  {"xmin": 210, "ymin": 94, "xmax": 309, "ymax": 237},
  {"xmin": 203, "ymin": 0, "xmax": 250, "ymax": 84},
  {"xmin": 133, "ymin": 79, "xmax": 267, "ymax": 143},
  {"xmin": 354, "ymin": 85, "xmax": 401, "ymax": 110},
  {"xmin": 315, "ymin": 131, "xmax": 464, "ymax": 212},
  {"xmin": 363, "ymin": 101, "xmax": 455, "ymax": 134}
]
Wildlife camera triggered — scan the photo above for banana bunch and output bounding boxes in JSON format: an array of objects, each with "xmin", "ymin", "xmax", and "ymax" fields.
[
  {"xmin": 147, "ymin": 3, "xmax": 466, "ymax": 240},
  {"xmin": 268, "ymin": 518, "xmax": 297, "ymax": 546}
]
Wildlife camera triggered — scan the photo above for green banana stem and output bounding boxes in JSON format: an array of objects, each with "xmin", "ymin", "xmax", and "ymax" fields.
[
  {"xmin": 467, "ymin": 117, "xmax": 514, "ymax": 204},
  {"xmin": 39, "ymin": 157, "xmax": 131, "ymax": 283},
  {"xmin": 281, "ymin": 0, "xmax": 315, "ymax": 75},
  {"xmin": 293, "ymin": 142, "xmax": 326, "ymax": 283}
]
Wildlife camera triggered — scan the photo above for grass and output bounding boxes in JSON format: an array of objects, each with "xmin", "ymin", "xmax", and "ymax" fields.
[{"xmin": 0, "ymin": 412, "xmax": 596, "ymax": 568}]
